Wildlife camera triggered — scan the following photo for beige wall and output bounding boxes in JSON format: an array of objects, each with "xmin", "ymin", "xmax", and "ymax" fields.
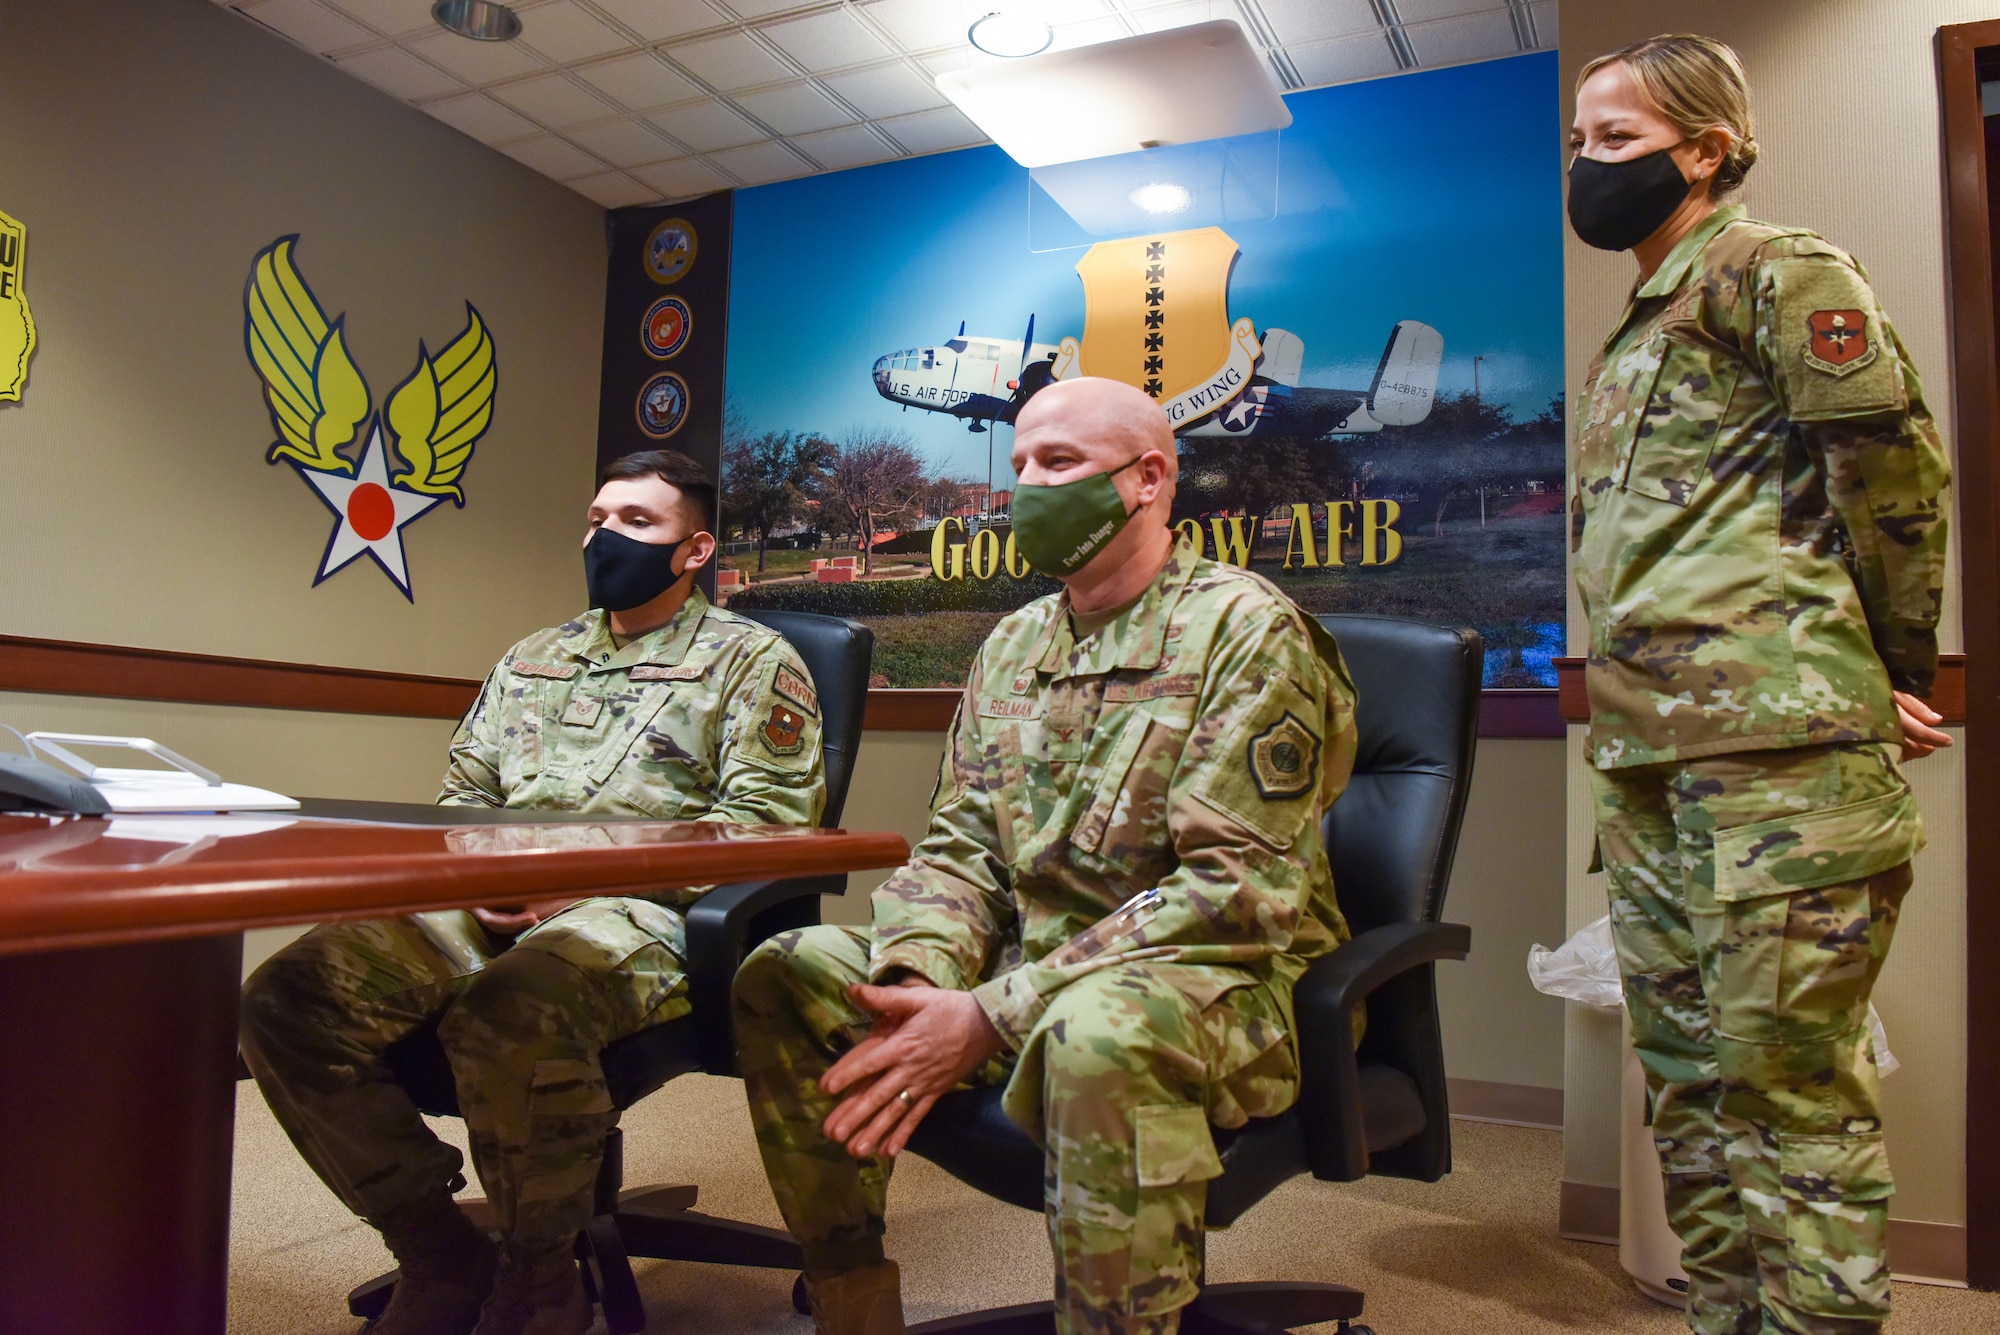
[
  {"xmin": 1559, "ymin": 0, "xmax": 1980, "ymax": 1232},
  {"xmin": 0, "ymin": 0, "xmax": 606, "ymax": 680}
]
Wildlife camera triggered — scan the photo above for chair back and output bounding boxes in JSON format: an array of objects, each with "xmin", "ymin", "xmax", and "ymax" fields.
[
  {"xmin": 731, "ymin": 609, "xmax": 873, "ymax": 827},
  {"xmin": 1316, "ymin": 615, "xmax": 1482, "ymax": 934}
]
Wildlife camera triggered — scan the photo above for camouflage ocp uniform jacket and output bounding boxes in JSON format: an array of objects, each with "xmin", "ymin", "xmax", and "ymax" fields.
[
  {"xmin": 439, "ymin": 590, "xmax": 827, "ymax": 910},
  {"xmin": 869, "ymin": 540, "xmax": 1358, "ymax": 1059},
  {"xmin": 1573, "ymin": 203, "xmax": 1951, "ymax": 770}
]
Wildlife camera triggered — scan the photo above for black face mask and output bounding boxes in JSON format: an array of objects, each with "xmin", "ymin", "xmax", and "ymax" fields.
[
  {"xmin": 1567, "ymin": 148, "xmax": 1695, "ymax": 252},
  {"xmin": 584, "ymin": 526, "xmax": 687, "ymax": 612}
]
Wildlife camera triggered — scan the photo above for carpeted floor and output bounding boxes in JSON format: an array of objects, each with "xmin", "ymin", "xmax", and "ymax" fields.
[{"xmin": 229, "ymin": 1075, "xmax": 2000, "ymax": 1333}]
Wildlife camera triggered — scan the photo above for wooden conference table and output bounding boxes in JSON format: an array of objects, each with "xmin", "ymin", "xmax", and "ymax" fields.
[{"xmin": 0, "ymin": 799, "xmax": 909, "ymax": 1335}]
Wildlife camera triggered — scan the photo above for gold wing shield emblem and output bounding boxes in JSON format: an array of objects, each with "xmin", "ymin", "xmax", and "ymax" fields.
[
  {"xmin": 384, "ymin": 303, "xmax": 496, "ymax": 505},
  {"xmin": 243, "ymin": 236, "xmax": 370, "ymax": 474},
  {"xmin": 1057, "ymin": 226, "xmax": 1261, "ymax": 428}
]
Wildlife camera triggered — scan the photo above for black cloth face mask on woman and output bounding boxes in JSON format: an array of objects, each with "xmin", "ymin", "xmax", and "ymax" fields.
[
  {"xmin": 1567, "ymin": 146, "xmax": 1697, "ymax": 252},
  {"xmin": 584, "ymin": 525, "xmax": 687, "ymax": 612}
]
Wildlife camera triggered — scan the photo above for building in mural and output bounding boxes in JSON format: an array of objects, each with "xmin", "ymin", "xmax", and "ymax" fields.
[{"xmin": 721, "ymin": 54, "xmax": 1564, "ymax": 689}]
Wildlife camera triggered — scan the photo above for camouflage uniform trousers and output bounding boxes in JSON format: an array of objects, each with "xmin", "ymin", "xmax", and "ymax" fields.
[
  {"xmin": 1589, "ymin": 742, "xmax": 1919, "ymax": 1335},
  {"xmin": 240, "ymin": 897, "xmax": 690, "ymax": 1251},
  {"xmin": 735, "ymin": 925, "xmax": 1298, "ymax": 1335}
]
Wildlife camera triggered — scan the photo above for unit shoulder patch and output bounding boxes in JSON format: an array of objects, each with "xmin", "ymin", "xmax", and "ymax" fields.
[
  {"xmin": 630, "ymin": 663, "xmax": 704, "ymax": 682},
  {"xmin": 761, "ymin": 702, "xmax": 808, "ymax": 755},
  {"xmin": 1805, "ymin": 309, "xmax": 1876, "ymax": 376},
  {"xmin": 511, "ymin": 661, "xmax": 579, "ymax": 680},
  {"xmin": 1248, "ymin": 711, "xmax": 1321, "ymax": 801},
  {"xmin": 772, "ymin": 665, "xmax": 819, "ymax": 715}
]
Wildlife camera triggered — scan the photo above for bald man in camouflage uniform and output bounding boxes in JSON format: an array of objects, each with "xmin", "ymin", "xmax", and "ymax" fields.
[
  {"xmin": 241, "ymin": 453, "xmax": 825, "ymax": 1335},
  {"xmin": 1574, "ymin": 201, "xmax": 1950, "ymax": 1334},
  {"xmin": 734, "ymin": 378, "xmax": 1358, "ymax": 1335}
]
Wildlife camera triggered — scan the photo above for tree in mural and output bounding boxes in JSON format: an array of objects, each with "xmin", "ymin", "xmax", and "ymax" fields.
[
  {"xmin": 816, "ymin": 429, "xmax": 926, "ymax": 574},
  {"xmin": 722, "ymin": 430, "xmax": 828, "ymax": 571}
]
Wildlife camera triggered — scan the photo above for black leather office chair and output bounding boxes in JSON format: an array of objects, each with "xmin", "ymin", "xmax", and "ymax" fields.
[
  {"xmin": 900, "ymin": 614, "xmax": 1481, "ymax": 1335},
  {"xmin": 340, "ymin": 608, "xmax": 874, "ymax": 1334}
]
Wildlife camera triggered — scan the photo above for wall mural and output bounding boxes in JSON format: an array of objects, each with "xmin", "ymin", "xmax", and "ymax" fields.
[
  {"xmin": 714, "ymin": 53, "xmax": 1561, "ymax": 688},
  {"xmin": 241, "ymin": 236, "xmax": 496, "ymax": 601}
]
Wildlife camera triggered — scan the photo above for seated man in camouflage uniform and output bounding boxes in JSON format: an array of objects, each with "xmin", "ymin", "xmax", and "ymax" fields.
[
  {"xmin": 240, "ymin": 451, "xmax": 826, "ymax": 1335},
  {"xmin": 735, "ymin": 377, "xmax": 1359, "ymax": 1335}
]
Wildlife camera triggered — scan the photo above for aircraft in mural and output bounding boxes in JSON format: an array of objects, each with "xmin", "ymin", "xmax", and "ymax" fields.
[{"xmin": 870, "ymin": 316, "xmax": 1443, "ymax": 439}]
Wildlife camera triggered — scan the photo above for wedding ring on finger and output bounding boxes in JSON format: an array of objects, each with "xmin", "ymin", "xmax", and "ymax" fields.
[{"xmin": 897, "ymin": 1089, "xmax": 914, "ymax": 1108}]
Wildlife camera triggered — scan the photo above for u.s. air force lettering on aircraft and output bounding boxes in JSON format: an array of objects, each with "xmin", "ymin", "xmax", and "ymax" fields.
[{"xmin": 868, "ymin": 226, "xmax": 1441, "ymax": 443}]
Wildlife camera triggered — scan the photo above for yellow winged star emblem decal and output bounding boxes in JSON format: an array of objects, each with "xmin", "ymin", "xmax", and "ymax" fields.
[{"xmin": 241, "ymin": 235, "xmax": 497, "ymax": 600}]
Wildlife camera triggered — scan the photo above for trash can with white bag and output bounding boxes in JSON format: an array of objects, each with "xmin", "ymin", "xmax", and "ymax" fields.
[{"xmin": 1526, "ymin": 915, "xmax": 1899, "ymax": 1308}]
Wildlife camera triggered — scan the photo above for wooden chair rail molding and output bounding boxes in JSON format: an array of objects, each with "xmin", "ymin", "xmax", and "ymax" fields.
[
  {"xmin": 0, "ymin": 634, "xmax": 1569, "ymax": 736},
  {"xmin": 1552, "ymin": 655, "xmax": 1968, "ymax": 725}
]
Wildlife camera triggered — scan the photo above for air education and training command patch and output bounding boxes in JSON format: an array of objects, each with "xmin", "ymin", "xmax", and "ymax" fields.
[
  {"xmin": 762, "ymin": 703, "xmax": 808, "ymax": 755},
  {"xmin": 1806, "ymin": 309, "xmax": 1876, "ymax": 376},
  {"xmin": 1248, "ymin": 711, "xmax": 1321, "ymax": 801}
]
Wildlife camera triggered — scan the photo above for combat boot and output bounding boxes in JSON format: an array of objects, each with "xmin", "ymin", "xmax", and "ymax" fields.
[
  {"xmin": 469, "ymin": 1242, "xmax": 591, "ymax": 1335},
  {"xmin": 805, "ymin": 1260, "xmax": 907, "ymax": 1335},
  {"xmin": 367, "ymin": 1196, "xmax": 498, "ymax": 1335}
]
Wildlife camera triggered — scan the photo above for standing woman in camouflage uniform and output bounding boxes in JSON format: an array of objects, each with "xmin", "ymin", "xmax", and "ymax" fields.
[{"xmin": 1569, "ymin": 34, "xmax": 1952, "ymax": 1335}]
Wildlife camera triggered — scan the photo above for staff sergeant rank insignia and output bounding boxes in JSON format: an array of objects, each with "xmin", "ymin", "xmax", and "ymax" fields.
[
  {"xmin": 1806, "ymin": 308, "xmax": 1875, "ymax": 375},
  {"xmin": 1248, "ymin": 711, "xmax": 1320, "ymax": 800}
]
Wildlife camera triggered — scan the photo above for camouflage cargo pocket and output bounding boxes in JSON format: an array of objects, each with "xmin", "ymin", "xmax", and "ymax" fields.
[
  {"xmin": 1711, "ymin": 787, "xmax": 1924, "ymax": 903},
  {"xmin": 1134, "ymin": 1102, "xmax": 1224, "ymax": 1189},
  {"xmin": 1777, "ymin": 1132, "xmax": 1893, "ymax": 1319},
  {"xmin": 1623, "ymin": 336, "xmax": 1740, "ymax": 507},
  {"xmin": 527, "ymin": 1058, "xmax": 615, "ymax": 1118}
]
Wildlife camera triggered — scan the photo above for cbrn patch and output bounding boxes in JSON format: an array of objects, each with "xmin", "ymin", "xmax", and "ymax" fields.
[{"xmin": 1247, "ymin": 711, "xmax": 1320, "ymax": 801}]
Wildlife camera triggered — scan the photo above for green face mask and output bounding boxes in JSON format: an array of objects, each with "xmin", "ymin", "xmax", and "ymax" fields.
[{"xmin": 1009, "ymin": 456, "xmax": 1144, "ymax": 577}]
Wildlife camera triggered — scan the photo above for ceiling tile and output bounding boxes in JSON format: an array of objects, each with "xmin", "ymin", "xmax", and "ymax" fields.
[
  {"xmin": 761, "ymin": 10, "xmax": 891, "ymax": 72},
  {"xmin": 875, "ymin": 105, "xmax": 985, "ymax": 155},
  {"xmin": 1253, "ymin": 0, "xmax": 1382, "ymax": 45},
  {"xmin": 790, "ymin": 123, "xmax": 899, "ymax": 171},
  {"xmin": 647, "ymin": 98, "xmax": 766, "ymax": 151},
  {"xmin": 1397, "ymin": 0, "xmax": 1508, "ymax": 22},
  {"xmin": 856, "ymin": 0, "xmax": 969, "ymax": 53},
  {"xmin": 633, "ymin": 156, "xmax": 734, "ymax": 197},
  {"xmin": 575, "ymin": 51, "xmax": 702, "ymax": 109},
  {"xmin": 733, "ymin": 82, "xmax": 854, "ymax": 135},
  {"xmin": 517, "ymin": 1, "xmax": 630, "ymax": 62},
  {"xmin": 665, "ymin": 31, "xmax": 794, "ymax": 91},
  {"xmin": 497, "ymin": 133, "xmax": 610, "ymax": 179},
  {"xmin": 424, "ymin": 91, "xmax": 541, "ymax": 142},
  {"xmin": 820, "ymin": 63, "xmax": 944, "ymax": 118},
  {"xmin": 1286, "ymin": 32, "xmax": 1401, "ymax": 89},
  {"xmin": 709, "ymin": 140, "xmax": 811, "ymax": 185},
  {"xmin": 337, "ymin": 45, "xmax": 467, "ymax": 98},
  {"xmin": 1043, "ymin": 0, "xmax": 1115, "ymax": 19},
  {"xmin": 1407, "ymin": 10, "xmax": 1521, "ymax": 66},
  {"xmin": 721, "ymin": 0, "xmax": 816, "ymax": 16},
  {"xmin": 588, "ymin": 0, "xmax": 729, "ymax": 41},
  {"xmin": 322, "ymin": 0, "xmax": 435, "ymax": 36},
  {"xmin": 1527, "ymin": 0, "xmax": 1557, "ymax": 46},
  {"xmin": 240, "ymin": 0, "xmax": 373, "ymax": 53},
  {"xmin": 567, "ymin": 169, "xmax": 660, "ymax": 207},
  {"xmin": 405, "ymin": 28, "xmax": 547, "ymax": 83},
  {"xmin": 491, "ymin": 72, "xmax": 617, "ymax": 126},
  {"xmin": 567, "ymin": 117, "xmax": 682, "ymax": 166}
]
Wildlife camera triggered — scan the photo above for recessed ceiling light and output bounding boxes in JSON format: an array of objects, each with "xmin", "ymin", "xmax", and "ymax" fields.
[
  {"xmin": 432, "ymin": 0, "xmax": 521, "ymax": 42},
  {"xmin": 1129, "ymin": 182, "xmax": 1192, "ymax": 215},
  {"xmin": 968, "ymin": 10, "xmax": 1053, "ymax": 59}
]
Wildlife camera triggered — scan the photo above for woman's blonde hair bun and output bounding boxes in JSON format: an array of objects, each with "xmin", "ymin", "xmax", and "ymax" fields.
[{"xmin": 1578, "ymin": 33, "xmax": 1758, "ymax": 194}]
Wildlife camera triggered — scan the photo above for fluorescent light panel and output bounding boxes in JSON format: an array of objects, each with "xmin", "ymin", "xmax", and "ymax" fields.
[{"xmin": 935, "ymin": 20, "xmax": 1291, "ymax": 169}]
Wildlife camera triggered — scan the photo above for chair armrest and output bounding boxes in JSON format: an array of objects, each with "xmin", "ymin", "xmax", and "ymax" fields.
[
  {"xmin": 1292, "ymin": 921, "xmax": 1471, "ymax": 1183},
  {"xmin": 683, "ymin": 873, "xmax": 849, "ymax": 1074}
]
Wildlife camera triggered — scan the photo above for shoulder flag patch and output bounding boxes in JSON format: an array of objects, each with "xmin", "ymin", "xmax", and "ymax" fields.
[
  {"xmin": 1248, "ymin": 712, "xmax": 1320, "ymax": 801},
  {"xmin": 772, "ymin": 665, "xmax": 819, "ymax": 715}
]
